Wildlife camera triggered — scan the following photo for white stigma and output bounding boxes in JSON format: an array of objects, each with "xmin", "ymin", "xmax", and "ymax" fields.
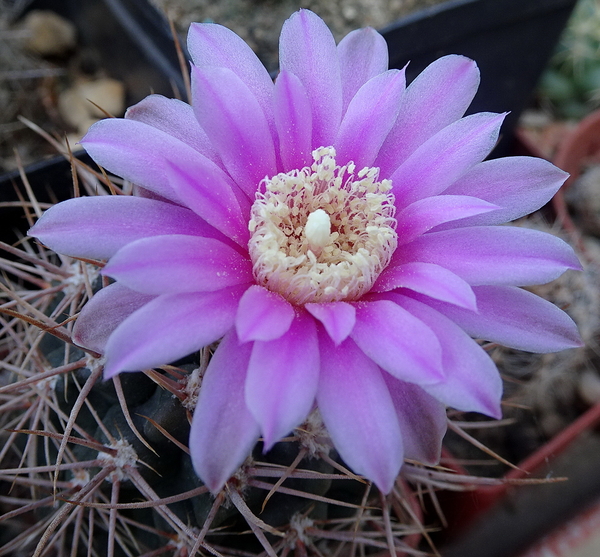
[
  {"xmin": 305, "ymin": 209, "xmax": 331, "ymax": 253},
  {"xmin": 248, "ymin": 146, "xmax": 397, "ymax": 305}
]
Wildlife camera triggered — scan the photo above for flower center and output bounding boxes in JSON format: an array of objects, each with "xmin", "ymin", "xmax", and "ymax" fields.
[{"xmin": 248, "ymin": 146, "xmax": 398, "ymax": 305}]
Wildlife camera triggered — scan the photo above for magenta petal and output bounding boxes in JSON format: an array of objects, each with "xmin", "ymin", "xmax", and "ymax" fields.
[
  {"xmin": 373, "ymin": 262, "xmax": 477, "ymax": 310},
  {"xmin": 423, "ymin": 285, "xmax": 583, "ymax": 353},
  {"xmin": 125, "ymin": 94, "xmax": 219, "ymax": 163},
  {"xmin": 337, "ymin": 27, "xmax": 389, "ymax": 112},
  {"xmin": 235, "ymin": 285, "xmax": 295, "ymax": 342},
  {"xmin": 191, "ymin": 65, "xmax": 277, "ymax": 197},
  {"xmin": 305, "ymin": 301, "xmax": 356, "ymax": 345},
  {"xmin": 279, "ymin": 9, "xmax": 342, "ymax": 149},
  {"xmin": 190, "ymin": 329, "xmax": 260, "ymax": 493},
  {"xmin": 442, "ymin": 157, "xmax": 569, "ymax": 227},
  {"xmin": 163, "ymin": 156, "xmax": 249, "ymax": 246},
  {"xmin": 397, "ymin": 226, "xmax": 582, "ymax": 286},
  {"xmin": 80, "ymin": 118, "xmax": 212, "ymax": 203},
  {"xmin": 187, "ymin": 22, "xmax": 274, "ymax": 129},
  {"xmin": 392, "ymin": 294, "xmax": 502, "ymax": 418},
  {"xmin": 245, "ymin": 311, "xmax": 319, "ymax": 449},
  {"xmin": 73, "ymin": 283, "xmax": 155, "ymax": 354},
  {"xmin": 395, "ymin": 195, "xmax": 499, "ymax": 245},
  {"xmin": 28, "ymin": 196, "xmax": 216, "ymax": 260},
  {"xmin": 376, "ymin": 55, "xmax": 480, "ymax": 177},
  {"xmin": 350, "ymin": 299, "xmax": 443, "ymax": 384},
  {"xmin": 390, "ymin": 112, "xmax": 506, "ymax": 209},
  {"xmin": 317, "ymin": 333, "xmax": 403, "ymax": 493},
  {"xmin": 102, "ymin": 235, "xmax": 252, "ymax": 295},
  {"xmin": 335, "ymin": 69, "xmax": 405, "ymax": 169},
  {"xmin": 383, "ymin": 373, "xmax": 447, "ymax": 464},
  {"xmin": 273, "ymin": 70, "xmax": 313, "ymax": 171},
  {"xmin": 104, "ymin": 287, "xmax": 244, "ymax": 378}
]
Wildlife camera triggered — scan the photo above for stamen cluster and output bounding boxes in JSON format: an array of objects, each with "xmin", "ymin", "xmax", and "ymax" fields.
[{"xmin": 248, "ymin": 147, "xmax": 398, "ymax": 304}]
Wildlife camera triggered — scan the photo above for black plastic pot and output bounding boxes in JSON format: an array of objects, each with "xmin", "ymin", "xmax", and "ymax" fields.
[{"xmin": 382, "ymin": 0, "xmax": 578, "ymax": 156}]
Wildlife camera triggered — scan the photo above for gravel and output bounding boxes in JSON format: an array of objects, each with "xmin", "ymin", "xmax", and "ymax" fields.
[{"xmin": 150, "ymin": 0, "xmax": 448, "ymax": 72}]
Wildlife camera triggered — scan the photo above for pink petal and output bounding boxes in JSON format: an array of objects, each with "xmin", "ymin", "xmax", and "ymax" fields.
[
  {"xmin": 191, "ymin": 65, "xmax": 277, "ymax": 197},
  {"xmin": 373, "ymin": 262, "xmax": 477, "ymax": 310},
  {"xmin": 394, "ymin": 195, "xmax": 499, "ymax": 245},
  {"xmin": 335, "ymin": 69, "xmax": 405, "ymax": 169},
  {"xmin": 390, "ymin": 112, "xmax": 506, "ymax": 209},
  {"xmin": 376, "ymin": 55, "xmax": 480, "ymax": 177},
  {"xmin": 73, "ymin": 283, "xmax": 155, "ymax": 354},
  {"xmin": 279, "ymin": 9, "xmax": 342, "ymax": 149},
  {"xmin": 125, "ymin": 94, "xmax": 219, "ymax": 163},
  {"xmin": 383, "ymin": 373, "xmax": 447, "ymax": 464},
  {"xmin": 190, "ymin": 329, "xmax": 260, "ymax": 493},
  {"xmin": 102, "ymin": 235, "xmax": 253, "ymax": 295},
  {"xmin": 245, "ymin": 311, "xmax": 319, "ymax": 449},
  {"xmin": 305, "ymin": 301, "xmax": 356, "ymax": 345},
  {"xmin": 397, "ymin": 226, "xmax": 582, "ymax": 286},
  {"xmin": 80, "ymin": 118, "xmax": 216, "ymax": 203},
  {"xmin": 103, "ymin": 286, "xmax": 245, "ymax": 378},
  {"xmin": 442, "ymin": 157, "xmax": 569, "ymax": 227},
  {"xmin": 337, "ymin": 27, "xmax": 389, "ymax": 112},
  {"xmin": 317, "ymin": 333, "xmax": 403, "ymax": 493},
  {"xmin": 350, "ymin": 299, "xmax": 444, "ymax": 384},
  {"xmin": 422, "ymin": 285, "xmax": 583, "ymax": 353},
  {"xmin": 187, "ymin": 21, "xmax": 274, "ymax": 130},
  {"xmin": 164, "ymin": 156, "xmax": 249, "ymax": 246},
  {"xmin": 235, "ymin": 285, "xmax": 295, "ymax": 342},
  {"xmin": 28, "ymin": 196, "xmax": 217, "ymax": 260},
  {"xmin": 273, "ymin": 70, "xmax": 313, "ymax": 172},
  {"xmin": 392, "ymin": 294, "xmax": 503, "ymax": 418}
]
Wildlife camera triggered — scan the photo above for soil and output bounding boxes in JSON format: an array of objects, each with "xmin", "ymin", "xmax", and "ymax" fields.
[{"xmin": 151, "ymin": 0, "xmax": 448, "ymax": 73}]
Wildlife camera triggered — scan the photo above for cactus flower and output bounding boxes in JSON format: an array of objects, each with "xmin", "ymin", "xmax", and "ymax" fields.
[{"xmin": 29, "ymin": 10, "xmax": 583, "ymax": 494}]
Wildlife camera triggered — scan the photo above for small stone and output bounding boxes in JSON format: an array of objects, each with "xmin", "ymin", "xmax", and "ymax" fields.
[
  {"xmin": 57, "ymin": 87, "xmax": 90, "ymax": 130},
  {"xmin": 58, "ymin": 78, "xmax": 126, "ymax": 136},
  {"xmin": 519, "ymin": 109, "xmax": 552, "ymax": 129},
  {"xmin": 342, "ymin": 5, "xmax": 358, "ymax": 20},
  {"xmin": 578, "ymin": 369, "xmax": 600, "ymax": 406},
  {"xmin": 76, "ymin": 78, "xmax": 126, "ymax": 118},
  {"xmin": 566, "ymin": 165, "xmax": 600, "ymax": 237},
  {"xmin": 23, "ymin": 10, "xmax": 77, "ymax": 57}
]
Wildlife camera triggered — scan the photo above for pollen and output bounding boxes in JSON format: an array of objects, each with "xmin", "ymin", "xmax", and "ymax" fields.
[{"xmin": 248, "ymin": 146, "xmax": 398, "ymax": 305}]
